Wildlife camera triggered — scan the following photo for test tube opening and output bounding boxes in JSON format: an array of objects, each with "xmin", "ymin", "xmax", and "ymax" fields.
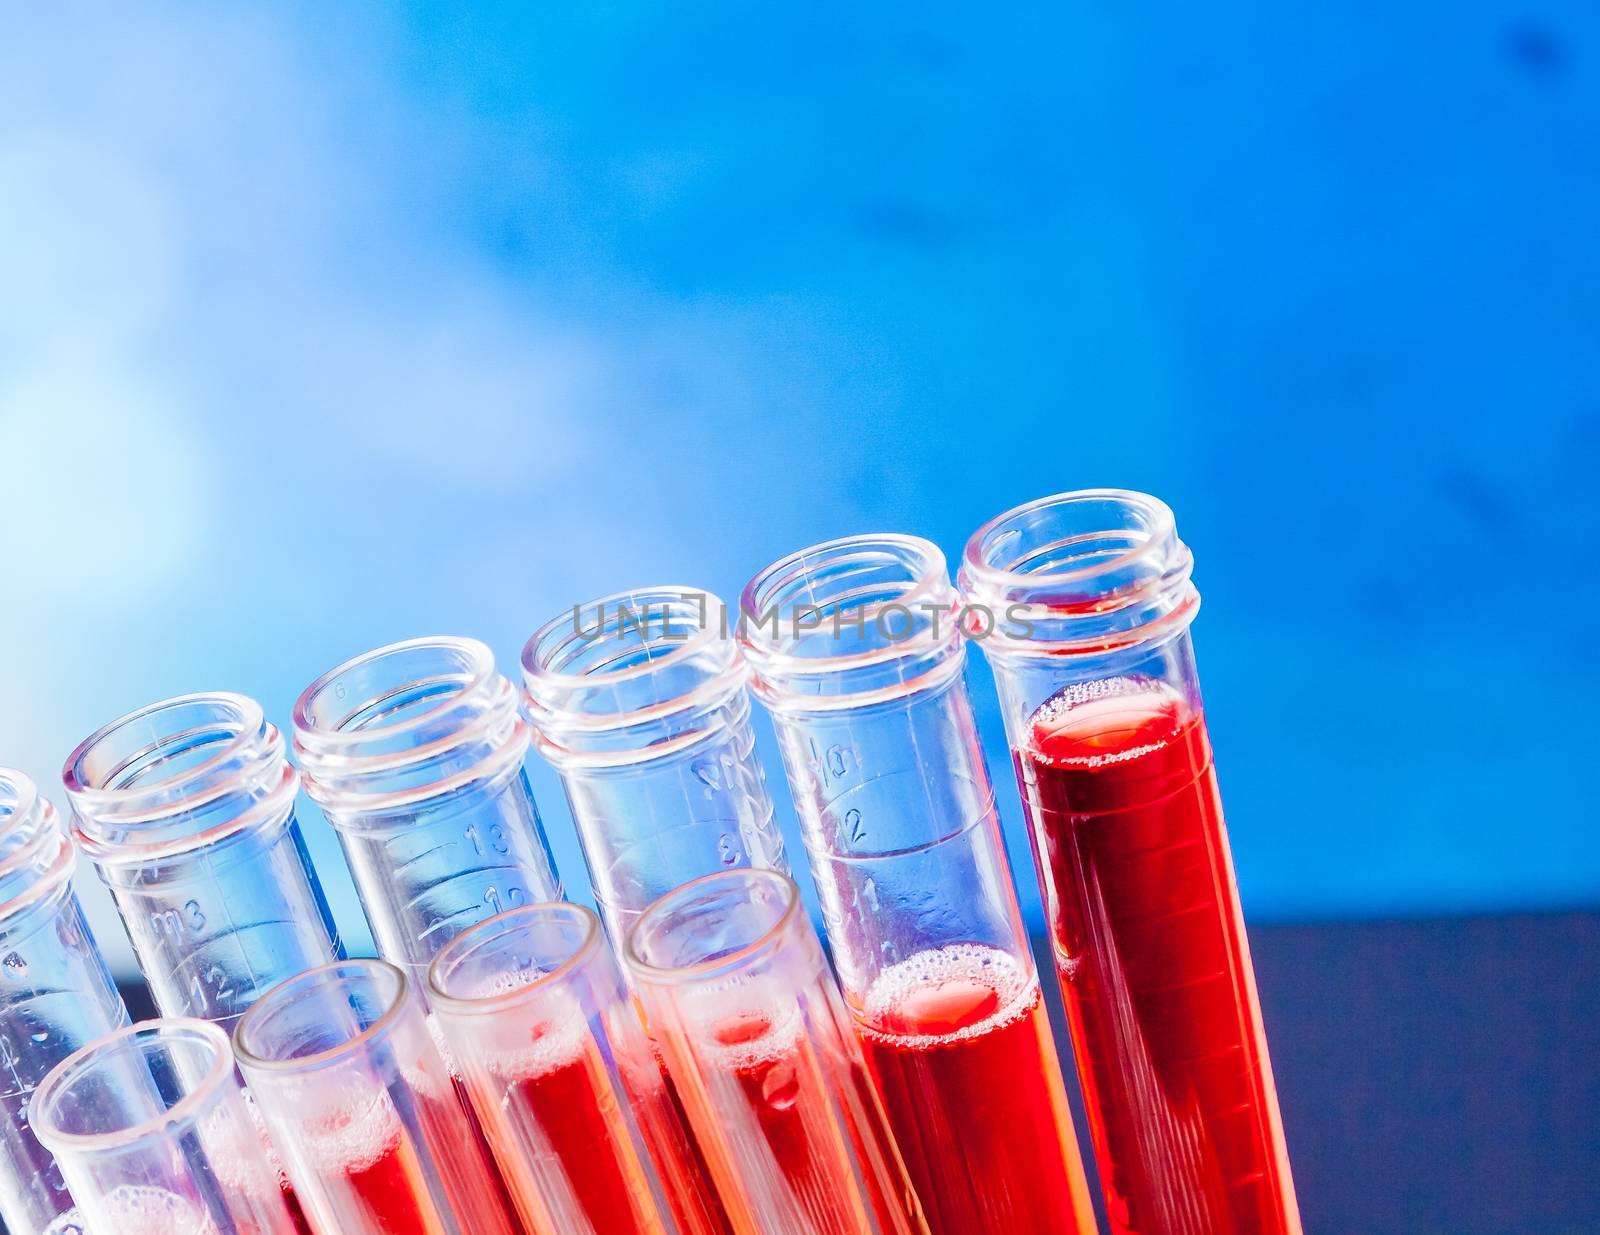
[
  {"xmin": 427, "ymin": 903, "xmax": 599, "ymax": 1009},
  {"xmin": 957, "ymin": 489, "xmax": 1197, "ymax": 654},
  {"xmin": 0, "ymin": 769, "xmax": 72, "ymax": 906},
  {"xmin": 61, "ymin": 693, "xmax": 297, "ymax": 854},
  {"xmin": 294, "ymin": 636, "xmax": 530, "ymax": 810},
  {"xmin": 32, "ymin": 1019, "xmax": 233, "ymax": 1153},
  {"xmin": 66, "ymin": 694, "xmax": 265, "ymax": 797},
  {"xmin": 233, "ymin": 959, "xmax": 407, "ymax": 1070},
  {"xmin": 739, "ymin": 534, "xmax": 956, "ymax": 662},
  {"xmin": 523, "ymin": 586, "xmax": 742, "ymax": 726},
  {"xmin": 626, "ymin": 869, "xmax": 798, "ymax": 983},
  {"xmin": 296, "ymin": 636, "xmax": 496, "ymax": 745}
]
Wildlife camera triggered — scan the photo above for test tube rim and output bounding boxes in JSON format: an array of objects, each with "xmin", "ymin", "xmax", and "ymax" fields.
[
  {"xmin": 61, "ymin": 691, "xmax": 287, "ymax": 819},
  {"xmin": 232, "ymin": 957, "xmax": 410, "ymax": 1076},
  {"xmin": 292, "ymin": 634, "xmax": 502, "ymax": 752},
  {"xmin": 956, "ymin": 487, "xmax": 1178, "ymax": 595},
  {"xmin": 736, "ymin": 532, "xmax": 961, "ymax": 669},
  {"xmin": 623, "ymin": 867, "xmax": 803, "ymax": 989},
  {"xmin": 0, "ymin": 768, "xmax": 76, "ymax": 914},
  {"xmin": 425, "ymin": 901, "xmax": 602, "ymax": 1017},
  {"xmin": 31, "ymin": 1017, "xmax": 235, "ymax": 1157},
  {"xmin": 521, "ymin": 583, "xmax": 737, "ymax": 693}
]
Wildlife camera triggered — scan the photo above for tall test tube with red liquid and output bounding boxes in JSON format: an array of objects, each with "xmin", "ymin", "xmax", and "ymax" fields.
[
  {"xmin": 522, "ymin": 587, "xmax": 792, "ymax": 1235},
  {"xmin": 625, "ymin": 869, "xmax": 929, "ymax": 1235},
  {"xmin": 427, "ymin": 903, "xmax": 681, "ymax": 1235},
  {"xmin": 235, "ymin": 958, "xmax": 523, "ymax": 1235},
  {"xmin": 738, "ymin": 536, "xmax": 1097, "ymax": 1235},
  {"xmin": 959, "ymin": 490, "xmax": 1301, "ymax": 1235}
]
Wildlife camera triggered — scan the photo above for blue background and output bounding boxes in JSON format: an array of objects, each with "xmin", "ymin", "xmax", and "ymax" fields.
[{"xmin": 2, "ymin": 1, "xmax": 1596, "ymax": 979}]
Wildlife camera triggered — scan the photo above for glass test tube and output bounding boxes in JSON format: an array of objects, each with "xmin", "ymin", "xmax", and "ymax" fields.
[
  {"xmin": 738, "ymin": 536, "xmax": 1097, "ymax": 1235},
  {"xmin": 292, "ymin": 637, "xmax": 563, "ymax": 992},
  {"xmin": 233, "ymin": 958, "xmax": 522, "ymax": 1235},
  {"xmin": 625, "ymin": 869, "xmax": 929, "ymax": 1235},
  {"xmin": 959, "ymin": 490, "xmax": 1301, "ymax": 1235},
  {"xmin": 427, "ymin": 903, "xmax": 679, "ymax": 1235},
  {"xmin": 521, "ymin": 587, "xmax": 787, "ymax": 944},
  {"xmin": 32, "ymin": 1018, "xmax": 300, "ymax": 1235},
  {"xmin": 0, "ymin": 769, "xmax": 130, "ymax": 1235},
  {"xmin": 522, "ymin": 587, "xmax": 789, "ymax": 1235},
  {"xmin": 61, "ymin": 694, "xmax": 343, "ymax": 1035}
]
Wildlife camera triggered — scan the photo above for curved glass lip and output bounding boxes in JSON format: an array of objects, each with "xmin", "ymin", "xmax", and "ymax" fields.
[
  {"xmin": 737, "ymin": 533, "xmax": 958, "ymax": 670},
  {"xmin": 958, "ymin": 488, "xmax": 1177, "ymax": 595},
  {"xmin": 233, "ymin": 958, "xmax": 409, "ymax": 1076},
  {"xmin": 0, "ymin": 772, "xmax": 74, "ymax": 917},
  {"xmin": 0, "ymin": 768, "xmax": 40, "ymax": 827},
  {"xmin": 522, "ymin": 584, "xmax": 736, "ymax": 691},
  {"xmin": 62, "ymin": 691, "xmax": 269, "ymax": 810},
  {"xmin": 293, "ymin": 635, "xmax": 500, "ymax": 747},
  {"xmin": 427, "ymin": 902, "xmax": 602, "ymax": 1016},
  {"xmin": 32, "ymin": 1018, "xmax": 234, "ymax": 1157},
  {"xmin": 624, "ymin": 868, "xmax": 801, "ymax": 988}
]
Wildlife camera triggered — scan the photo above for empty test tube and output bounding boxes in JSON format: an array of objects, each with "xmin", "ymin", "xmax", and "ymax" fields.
[
  {"xmin": 61, "ymin": 694, "xmax": 342, "ymax": 1033},
  {"xmin": 234, "ymin": 958, "xmax": 523, "ymax": 1235},
  {"xmin": 427, "ymin": 903, "xmax": 679, "ymax": 1235},
  {"xmin": 32, "ymin": 1018, "xmax": 301, "ymax": 1235},
  {"xmin": 626, "ymin": 869, "xmax": 930, "ymax": 1235},
  {"xmin": 292, "ymin": 637, "xmax": 563, "ymax": 989},
  {"xmin": 520, "ymin": 587, "xmax": 787, "ymax": 945},
  {"xmin": 0, "ymin": 769, "xmax": 129, "ymax": 1235}
]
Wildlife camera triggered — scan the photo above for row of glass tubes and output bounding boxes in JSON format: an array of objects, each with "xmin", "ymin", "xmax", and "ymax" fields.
[{"xmin": 0, "ymin": 489, "xmax": 1250, "ymax": 1235}]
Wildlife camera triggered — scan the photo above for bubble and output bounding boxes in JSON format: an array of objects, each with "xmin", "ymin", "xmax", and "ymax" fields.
[
  {"xmin": 3, "ymin": 952, "xmax": 27, "ymax": 977},
  {"xmin": 759, "ymin": 1062, "xmax": 799, "ymax": 1110},
  {"xmin": 42, "ymin": 1209, "xmax": 86, "ymax": 1235},
  {"xmin": 94, "ymin": 1186, "xmax": 215, "ymax": 1235}
]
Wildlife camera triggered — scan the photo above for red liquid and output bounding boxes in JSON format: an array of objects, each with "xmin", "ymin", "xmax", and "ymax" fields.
[
  {"xmin": 295, "ymin": 1088, "xmax": 521, "ymax": 1235},
  {"xmin": 281, "ymin": 1181, "xmax": 315, "ymax": 1235},
  {"xmin": 858, "ymin": 945, "xmax": 1097, "ymax": 1235},
  {"xmin": 1019, "ymin": 678, "xmax": 1300, "ymax": 1235},
  {"xmin": 487, "ymin": 1017, "xmax": 666, "ymax": 1235},
  {"xmin": 671, "ymin": 1008, "xmax": 915, "ymax": 1235},
  {"xmin": 625, "ymin": 1056, "xmax": 737, "ymax": 1235}
]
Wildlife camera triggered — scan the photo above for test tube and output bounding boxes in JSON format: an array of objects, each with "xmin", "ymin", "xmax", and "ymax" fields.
[
  {"xmin": 0, "ymin": 769, "xmax": 129, "ymax": 1235},
  {"xmin": 625, "ymin": 869, "xmax": 929, "ymax": 1235},
  {"xmin": 427, "ymin": 903, "xmax": 679, "ymax": 1235},
  {"xmin": 60, "ymin": 694, "xmax": 343, "ymax": 1034},
  {"xmin": 291, "ymin": 637, "xmax": 563, "ymax": 991},
  {"xmin": 958, "ymin": 490, "xmax": 1302, "ymax": 1235},
  {"xmin": 233, "ymin": 959, "xmax": 522, "ymax": 1235},
  {"xmin": 522, "ymin": 587, "xmax": 789, "ymax": 1235},
  {"xmin": 521, "ymin": 587, "xmax": 787, "ymax": 944},
  {"xmin": 32, "ymin": 1018, "xmax": 300, "ymax": 1235},
  {"xmin": 738, "ymin": 536, "xmax": 1098, "ymax": 1235}
]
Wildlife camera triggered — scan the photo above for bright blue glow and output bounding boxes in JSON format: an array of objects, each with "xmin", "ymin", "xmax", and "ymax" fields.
[{"xmin": 1, "ymin": 2, "xmax": 1596, "ymax": 975}]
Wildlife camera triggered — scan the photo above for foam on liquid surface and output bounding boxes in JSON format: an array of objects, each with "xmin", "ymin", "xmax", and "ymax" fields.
[
  {"xmin": 89, "ymin": 1187, "xmax": 215, "ymax": 1235},
  {"xmin": 298, "ymin": 1081, "xmax": 403, "ymax": 1176},
  {"xmin": 1028, "ymin": 677, "xmax": 1184, "ymax": 769},
  {"xmin": 860, "ymin": 943, "xmax": 1038, "ymax": 1049},
  {"xmin": 478, "ymin": 989, "xmax": 589, "ymax": 1085}
]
